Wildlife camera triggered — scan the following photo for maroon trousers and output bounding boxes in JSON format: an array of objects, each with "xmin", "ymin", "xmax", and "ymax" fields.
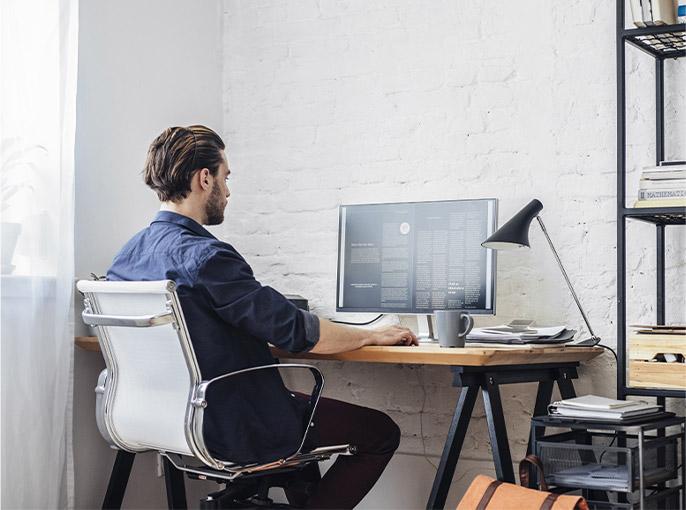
[{"xmin": 289, "ymin": 394, "xmax": 401, "ymax": 509}]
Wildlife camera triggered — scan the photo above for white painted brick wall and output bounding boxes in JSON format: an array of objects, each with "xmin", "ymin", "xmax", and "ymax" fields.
[{"xmin": 221, "ymin": 1, "xmax": 684, "ymax": 507}]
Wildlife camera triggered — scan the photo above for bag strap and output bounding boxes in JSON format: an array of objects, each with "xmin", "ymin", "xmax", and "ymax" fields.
[
  {"xmin": 519, "ymin": 454, "xmax": 549, "ymax": 491},
  {"xmin": 539, "ymin": 492, "xmax": 560, "ymax": 510},
  {"xmin": 475, "ymin": 480, "xmax": 503, "ymax": 510}
]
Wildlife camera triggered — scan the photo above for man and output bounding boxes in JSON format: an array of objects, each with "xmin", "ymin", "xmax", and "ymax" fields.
[{"xmin": 107, "ymin": 125, "xmax": 418, "ymax": 509}]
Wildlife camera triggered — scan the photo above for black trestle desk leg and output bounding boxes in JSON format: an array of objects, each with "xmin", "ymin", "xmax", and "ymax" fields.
[
  {"xmin": 526, "ymin": 381, "xmax": 554, "ymax": 456},
  {"xmin": 555, "ymin": 370, "xmax": 577, "ymax": 400},
  {"xmin": 426, "ymin": 385, "xmax": 479, "ymax": 510},
  {"xmin": 482, "ymin": 377, "xmax": 515, "ymax": 483},
  {"xmin": 525, "ymin": 380, "xmax": 554, "ymax": 488},
  {"xmin": 163, "ymin": 456, "xmax": 188, "ymax": 509},
  {"xmin": 102, "ymin": 450, "xmax": 135, "ymax": 510}
]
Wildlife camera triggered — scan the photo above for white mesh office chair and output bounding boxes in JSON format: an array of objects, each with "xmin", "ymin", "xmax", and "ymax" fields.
[{"xmin": 77, "ymin": 279, "xmax": 354, "ymax": 509}]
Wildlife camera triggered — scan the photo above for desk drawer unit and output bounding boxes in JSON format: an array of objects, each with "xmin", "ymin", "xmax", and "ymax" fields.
[
  {"xmin": 536, "ymin": 430, "xmax": 679, "ymax": 493},
  {"xmin": 628, "ymin": 334, "xmax": 686, "ymax": 391}
]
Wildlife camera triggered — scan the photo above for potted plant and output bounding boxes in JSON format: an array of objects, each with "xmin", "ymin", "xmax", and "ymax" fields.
[{"xmin": 1, "ymin": 139, "xmax": 46, "ymax": 274}]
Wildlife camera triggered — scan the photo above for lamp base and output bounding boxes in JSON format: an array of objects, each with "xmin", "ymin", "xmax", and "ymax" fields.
[{"xmin": 573, "ymin": 336, "xmax": 601, "ymax": 347}]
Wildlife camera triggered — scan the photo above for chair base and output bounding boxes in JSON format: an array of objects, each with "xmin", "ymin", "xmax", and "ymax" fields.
[
  {"xmin": 197, "ymin": 464, "xmax": 321, "ymax": 510},
  {"xmin": 199, "ymin": 491, "xmax": 292, "ymax": 509}
]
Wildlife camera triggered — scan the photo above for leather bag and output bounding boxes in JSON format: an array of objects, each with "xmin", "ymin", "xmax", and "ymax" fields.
[{"xmin": 457, "ymin": 456, "xmax": 589, "ymax": 510}]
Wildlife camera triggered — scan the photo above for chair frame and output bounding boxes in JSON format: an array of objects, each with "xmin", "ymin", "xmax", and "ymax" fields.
[{"xmin": 78, "ymin": 279, "xmax": 353, "ymax": 506}]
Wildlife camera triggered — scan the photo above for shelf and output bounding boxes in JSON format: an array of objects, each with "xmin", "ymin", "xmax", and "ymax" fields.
[
  {"xmin": 623, "ymin": 24, "xmax": 686, "ymax": 59},
  {"xmin": 616, "ymin": 3, "xmax": 685, "ymax": 402},
  {"xmin": 622, "ymin": 207, "xmax": 686, "ymax": 225},
  {"xmin": 625, "ymin": 387, "xmax": 686, "ymax": 399}
]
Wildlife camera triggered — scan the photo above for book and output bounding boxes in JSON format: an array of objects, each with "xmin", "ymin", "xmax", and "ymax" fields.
[
  {"xmin": 638, "ymin": 189, "xmax": 686, "ymax": 200},
  {"xmin": 641, "ymin": 168, "xmax": 686, "ymax": 181},
  {"xmin": 634, "ymin": 198, "xmax": 686, "ymax": 208},
  {"xmin": 652, "ymin": 0, "xmax": 678, "ymax": 24},
  {"xmin": 548, "ymin": 406, "xmax": 661, "ymax": 419},
  {"xmin": 639, "ymin": 178, "xmax": 686, "ymax": 190},
  {"xmin": 548, "ymin": 395, "xmax": 661, "ymax": 420},
  {"xmin": 630, "ymin": 0, "xmax": 648, "ymax": 26},
  {"xmin": 642, "ymin": 0, "xmax": 655, "ymax": 25},
  {"xmin": 552, "ymin": 395, "xmax": 638, "ymax": 410}
]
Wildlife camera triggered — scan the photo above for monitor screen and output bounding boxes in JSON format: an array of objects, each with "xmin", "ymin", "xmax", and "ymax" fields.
[{"xmin": 336, "ymin": 198, "xmax": 497, "ymax": 314}]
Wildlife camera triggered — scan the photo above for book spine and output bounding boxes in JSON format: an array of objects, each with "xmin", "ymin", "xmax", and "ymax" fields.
[
  {"xmin": 642, "ymin": 0, "xmax": 655, "ymax": 25},
  {"xmin": 638, "ymin": 189, "xmax": 686, "ymax": 199},
  {"xmin": 631, "ymin": 0, "xmax": 647, "ymax": 26}
]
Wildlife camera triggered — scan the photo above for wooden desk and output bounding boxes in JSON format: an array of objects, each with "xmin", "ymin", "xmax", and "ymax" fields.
[
  {"xmin": 77, "ymin": 335, "xmax": 600, "ymax": 366},
  {"xmin": 76, "ymin": 336, "xmax": 602, "ymax": 509}
]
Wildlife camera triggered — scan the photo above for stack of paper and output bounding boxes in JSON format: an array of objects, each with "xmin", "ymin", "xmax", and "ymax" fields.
[
  {"xmin": 467, "ymin": 325, "xmax": 576, "ymax": 345},
  {"xmin": 547, "ymin": 464, "xmax": 630, "ymax": 492},
  {"xmin": 548, "ymin": 395, "xmax": 661, "ymax": 421}
]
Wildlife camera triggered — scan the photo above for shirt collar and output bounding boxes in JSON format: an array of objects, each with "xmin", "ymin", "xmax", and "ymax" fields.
[{"xmin": 151, "ymin": 210, "xmax": 216, "ymax": 239}]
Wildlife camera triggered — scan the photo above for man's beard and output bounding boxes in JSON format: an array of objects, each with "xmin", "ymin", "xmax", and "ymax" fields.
[{"xmin": 205, "ymin": 183, "xmax": 225, "ymax": 225}]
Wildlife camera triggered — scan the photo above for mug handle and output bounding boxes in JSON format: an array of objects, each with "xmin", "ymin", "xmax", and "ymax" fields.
[{"xmin": 461, "ymin": 313, "xmax": 474, "ymax": 336}]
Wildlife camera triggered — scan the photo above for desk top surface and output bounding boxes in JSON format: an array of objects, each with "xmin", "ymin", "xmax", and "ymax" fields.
[{"xmin": 75, "ymin": 336, "xmax": 603, "ymax": 366}]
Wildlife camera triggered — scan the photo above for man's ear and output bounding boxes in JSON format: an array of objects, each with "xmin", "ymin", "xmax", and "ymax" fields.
[{"xmin": 197, "ymin": 168, "xmax": 212, "ymax": 191}]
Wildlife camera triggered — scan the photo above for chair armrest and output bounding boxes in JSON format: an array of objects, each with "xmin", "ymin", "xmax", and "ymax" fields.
[
  {"xmin": 82, "ymin": 310, "xmax": 175, "ymax": 328},
  {"xmin": 196, "ymin": 363, "xmax": 324, "ymax": 458}
]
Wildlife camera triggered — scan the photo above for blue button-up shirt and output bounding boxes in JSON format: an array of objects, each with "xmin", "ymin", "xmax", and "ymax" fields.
[{"xmin": 107, "ymin": 211, "xmax": 320, "ymax": 464}]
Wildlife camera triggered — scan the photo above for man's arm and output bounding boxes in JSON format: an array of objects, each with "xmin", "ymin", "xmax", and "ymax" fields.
[{"xmin": 309, "ymin": 319, "xmax": 418, "ymax": 355}]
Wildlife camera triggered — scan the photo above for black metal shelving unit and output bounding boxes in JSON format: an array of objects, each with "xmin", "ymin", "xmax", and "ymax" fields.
[
  {"xmin": 532, "ymin": 414, "xmax": 685, "ymax": 509},
  {"xmin": 616, "ymin": 1, "xmax": 686, "ymax": 401}
]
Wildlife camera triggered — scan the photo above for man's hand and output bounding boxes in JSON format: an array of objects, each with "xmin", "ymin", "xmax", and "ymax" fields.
[
  {"xmin": 365, "ymin": 325, "xmax": 418, "ymax": 347},
  {"xmin": 311, "ymin": 319, "xmax": 417, "ymax": 354}
]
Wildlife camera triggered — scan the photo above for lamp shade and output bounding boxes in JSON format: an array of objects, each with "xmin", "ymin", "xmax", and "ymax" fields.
[{"xmin": 482, "ymin": 199, "xmax": 543, "ymax": 250}]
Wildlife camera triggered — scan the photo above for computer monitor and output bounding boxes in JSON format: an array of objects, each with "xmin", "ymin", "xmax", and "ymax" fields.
[{"xmin": 336, "ymin": 199, "xmax": 497, "ymax": 321}]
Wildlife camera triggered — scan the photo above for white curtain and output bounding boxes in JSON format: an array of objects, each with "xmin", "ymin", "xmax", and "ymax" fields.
[{"xmin": 0, "ymin": 0, "xmax": 78, "ymax": 508}]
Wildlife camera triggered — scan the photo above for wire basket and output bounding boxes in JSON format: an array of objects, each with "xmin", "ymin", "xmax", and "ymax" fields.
[{"xmin": 536, "ymin": 430, "xmax": 679, "ymax": 493}]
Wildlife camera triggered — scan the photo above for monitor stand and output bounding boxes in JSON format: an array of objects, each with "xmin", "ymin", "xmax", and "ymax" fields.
[{"xmin": 416, "ymin": 314, "xmax": 437, "ymax": 343}]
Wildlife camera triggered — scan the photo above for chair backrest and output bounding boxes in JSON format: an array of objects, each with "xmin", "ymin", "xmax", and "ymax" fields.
[{"xmin": 77, "ymin": 280, "xmax": 200, "ymax": 457}]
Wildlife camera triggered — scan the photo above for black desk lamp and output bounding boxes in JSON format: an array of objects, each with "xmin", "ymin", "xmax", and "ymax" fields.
[{"xmin": 482, "ymin": 199, "xmax": 601, "ymax": 346}]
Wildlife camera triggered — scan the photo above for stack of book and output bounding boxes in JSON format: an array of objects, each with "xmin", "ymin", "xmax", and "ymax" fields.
[
  {"xmin": 548, "ymin": 395, "xmax": 662, "ymax": 422},
  {"xmin": 629, "ymin": 0, "xmax": 679, "ymax": 26},
  {"xmin": 635, "ymin": 162, "xmax": 686, "ymax": 208}
]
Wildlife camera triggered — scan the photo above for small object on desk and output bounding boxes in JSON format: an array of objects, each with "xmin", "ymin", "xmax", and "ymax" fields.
[
  {"xmin": 434, "ymin": 310, "xmax": 473, "ymax": 348},
  {"xmin": 506, "ymin": 318, "xmax": 535, "ymax": 331}
]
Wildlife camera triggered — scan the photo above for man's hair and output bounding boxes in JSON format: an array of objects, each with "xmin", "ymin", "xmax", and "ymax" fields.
[{"xmin": 143, "ymin": 125, "xmax": 226, "ymax": 202}]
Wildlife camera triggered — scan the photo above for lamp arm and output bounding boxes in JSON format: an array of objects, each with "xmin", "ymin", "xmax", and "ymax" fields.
[{"xmin": 535, "ymin": 216, "xmax": 598, "ymax": 340}]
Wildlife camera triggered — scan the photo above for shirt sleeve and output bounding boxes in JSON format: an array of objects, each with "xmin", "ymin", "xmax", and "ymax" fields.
[{"xmin": 196, "ymin": 246, "xmax": 320, "ymax": 353}]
